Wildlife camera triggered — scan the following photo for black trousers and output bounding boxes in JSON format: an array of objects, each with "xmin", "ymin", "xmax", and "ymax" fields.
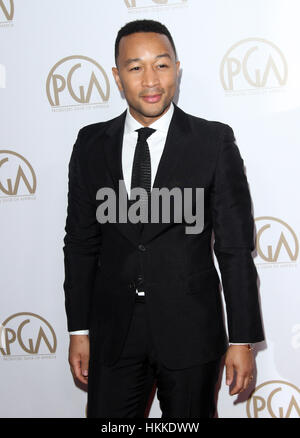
[{"xmin": 87, "ymin": 295, "xmax": 222, "ymax": 418}]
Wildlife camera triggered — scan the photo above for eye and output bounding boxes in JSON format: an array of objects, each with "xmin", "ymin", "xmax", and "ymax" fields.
[
  {"xmin": 129, "ymin": 66, "xmax": 140, "ymax": 71},
  {"xmin": 158, "ymin": 64, "xmax": 168, "ymax": 69}
]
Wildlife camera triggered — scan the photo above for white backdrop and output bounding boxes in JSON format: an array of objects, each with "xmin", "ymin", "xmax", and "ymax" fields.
[{"xmin": 1, "ymin": 0, "xmax": 299, "ymax": 418}]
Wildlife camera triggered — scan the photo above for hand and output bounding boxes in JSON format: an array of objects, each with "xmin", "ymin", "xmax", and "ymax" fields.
[
  {"xmin": 68, "ymin": 334, "xmax": 90, "ymax": 385},
  {"xmin": 225, "ymin": 345, "xmax": 254, "ymax": 395}
]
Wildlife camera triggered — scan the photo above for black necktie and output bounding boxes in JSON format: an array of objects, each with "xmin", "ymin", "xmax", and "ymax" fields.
[{"xmin": 130, "ymin": 127, "xmax": 156, "ymax": 230}]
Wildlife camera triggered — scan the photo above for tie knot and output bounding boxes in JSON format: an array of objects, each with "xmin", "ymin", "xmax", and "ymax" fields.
[{"xmin": 135, "ymin": 127, "xmax": 156, "ymax": 143}]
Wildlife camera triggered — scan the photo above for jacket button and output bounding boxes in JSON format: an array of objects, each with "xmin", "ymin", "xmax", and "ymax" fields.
[{"xmin": 138, "ymin": 244, "xmax": 146, "ymax": 251}]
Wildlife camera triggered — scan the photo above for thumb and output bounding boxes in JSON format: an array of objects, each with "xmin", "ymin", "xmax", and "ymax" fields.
[{"xmin": 226, "ymin": 362, "xmax": 234, "ymax": 386}]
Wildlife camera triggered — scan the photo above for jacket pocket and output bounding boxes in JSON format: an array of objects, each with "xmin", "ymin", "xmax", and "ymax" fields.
[{"xmin": 186, "ymin": 267, "xmax": 220, "ymax": 295}]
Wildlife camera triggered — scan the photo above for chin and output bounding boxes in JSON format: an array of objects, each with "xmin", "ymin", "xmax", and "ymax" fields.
[{"xmin": 140, "ymin": 103, "xmax": 168, "ymax": 118}]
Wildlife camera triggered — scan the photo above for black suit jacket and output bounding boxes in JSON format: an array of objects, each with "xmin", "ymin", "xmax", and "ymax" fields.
[{"xmin": 63, "ymin": 102, "xmax": 264, "ymax": 370}]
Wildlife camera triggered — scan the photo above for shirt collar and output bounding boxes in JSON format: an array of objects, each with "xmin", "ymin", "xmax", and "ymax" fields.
[{"xmin": 124, "ymin": 101, "xmax": 174, "ymax": 135}]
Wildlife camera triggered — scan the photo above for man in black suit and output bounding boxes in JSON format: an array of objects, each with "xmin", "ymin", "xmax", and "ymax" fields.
[{"xmin": 63, "ymin": 19, "xmax": 264, "ymax": 418}]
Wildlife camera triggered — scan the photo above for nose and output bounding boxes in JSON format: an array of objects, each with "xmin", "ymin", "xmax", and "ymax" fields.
[{"xmin": 141, "ymin": 66, "xmax": 160, "ymax": 89}]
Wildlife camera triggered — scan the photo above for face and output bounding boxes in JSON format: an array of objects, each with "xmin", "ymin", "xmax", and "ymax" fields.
[{"xmin": 112, "ymin": 32, "xmax": 180, "ymax": 126}]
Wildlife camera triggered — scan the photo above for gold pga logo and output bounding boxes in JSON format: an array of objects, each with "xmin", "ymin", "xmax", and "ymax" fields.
[
  {"xmin": 220, "ymin": 38, "xmax": 288, "ymax": 94},
  {"xmin": 0, "ymin": 312, "xmax": 57, "ymax": 357},
  {"xmin": 247, "ymin": 380, "xmax": 300, "ymax": 418},
  {"xmin": 46, "ymin": 55, "xmax": 110, "ymax": 110},
  {"xmin": 0, "ymin": 150, "xmax": 36, "ymax": 198},
  {"xmin": 0, "ymin": 0, "xmax": 14, "ymax": 23},
  {"xmin": 125, "ymin": 0, "xmax": 188, "ymax": 9},
  {"xmin": 255, "ymin": 216, "xmax": 298, "ymax": 266}
]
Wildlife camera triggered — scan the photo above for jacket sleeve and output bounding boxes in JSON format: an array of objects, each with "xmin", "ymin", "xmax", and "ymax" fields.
[
  {"xmin": 63, "ymin": 129, "xmax": 102, "ymax": 332},
  {"xmin": 210, "ymin": 124, "xmax": 264, "ymax": 343}
]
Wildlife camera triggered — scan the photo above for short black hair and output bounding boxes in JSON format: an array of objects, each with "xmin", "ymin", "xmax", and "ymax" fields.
[{"xmin": 115, "ymin": 19, "xmax": 178, "ymax": 66}]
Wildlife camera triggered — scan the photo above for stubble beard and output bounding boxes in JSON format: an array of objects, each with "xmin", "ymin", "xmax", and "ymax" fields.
[{"xmin": 128, "ymin": 95, "xmax": 172, "ymax": 121}]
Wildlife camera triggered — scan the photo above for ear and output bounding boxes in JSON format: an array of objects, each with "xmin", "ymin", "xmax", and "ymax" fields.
[
  {"xmin": 112, "ymin": 67, "xmax": 124, "ymax": 92},
  {"xmin": 175, "ymin": 61, "xmax": 180, "ymax": 78}
]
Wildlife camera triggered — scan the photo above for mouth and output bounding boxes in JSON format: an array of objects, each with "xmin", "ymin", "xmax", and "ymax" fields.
[{"xmin": 141, "ymin": 94, "xmax": 162, "ymax": 104}]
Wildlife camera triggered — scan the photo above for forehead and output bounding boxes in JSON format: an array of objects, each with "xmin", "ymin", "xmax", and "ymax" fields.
[{"xmin": 118, "ymin": 32, "xmax": 174, "ymax": 60}]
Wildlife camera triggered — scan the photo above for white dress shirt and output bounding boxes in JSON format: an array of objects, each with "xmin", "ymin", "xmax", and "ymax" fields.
[
  {"xmin": 121, "ymin": 101, "xmax": 174, "ymax": 196},
  {"xmin": 69, "ymin": 103, "xmax": 249, "ymax": 345}
]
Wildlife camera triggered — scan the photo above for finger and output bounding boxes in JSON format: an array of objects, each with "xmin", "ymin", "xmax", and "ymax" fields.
[
  {"xmin": 72, "ymin": 358, "xmax": 87, "ymax": 384},
  {"xmin": 242, "ymin": 376, "xmax": 250, "ymax": 392},
  {"xmin": 243, "ymin": 373, "xmax": 254, "ymax": 391},
  {"xmin": 226, "ymin": 363, "xmax": 234, "ymax": 386},
  {"xmin": 230, "ymin": 374, "xmax": 245, "ymax": 395},
  {"xmin": 81, "ymin": 356, "xmax": 89, "ymax": 379}
]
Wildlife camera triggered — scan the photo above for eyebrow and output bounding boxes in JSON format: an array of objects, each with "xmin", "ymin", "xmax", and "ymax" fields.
[{"xmin": 124, "ymin": 53, "xmax": 172, "ymax": 66}]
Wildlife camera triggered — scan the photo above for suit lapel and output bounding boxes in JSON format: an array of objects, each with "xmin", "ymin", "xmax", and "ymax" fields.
[
  {"xmin": 142, "ymin": 103, "xmax": 190, "ymax": 243},
  {"xmin": 102, "ymin": 103, "xmax": 191, "ymax": 247}
]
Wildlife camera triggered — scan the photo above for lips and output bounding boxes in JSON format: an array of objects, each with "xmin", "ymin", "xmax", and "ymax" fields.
[{"xmin": 141, "ymin": 94, "xmax": 162, "ymax": 103}]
